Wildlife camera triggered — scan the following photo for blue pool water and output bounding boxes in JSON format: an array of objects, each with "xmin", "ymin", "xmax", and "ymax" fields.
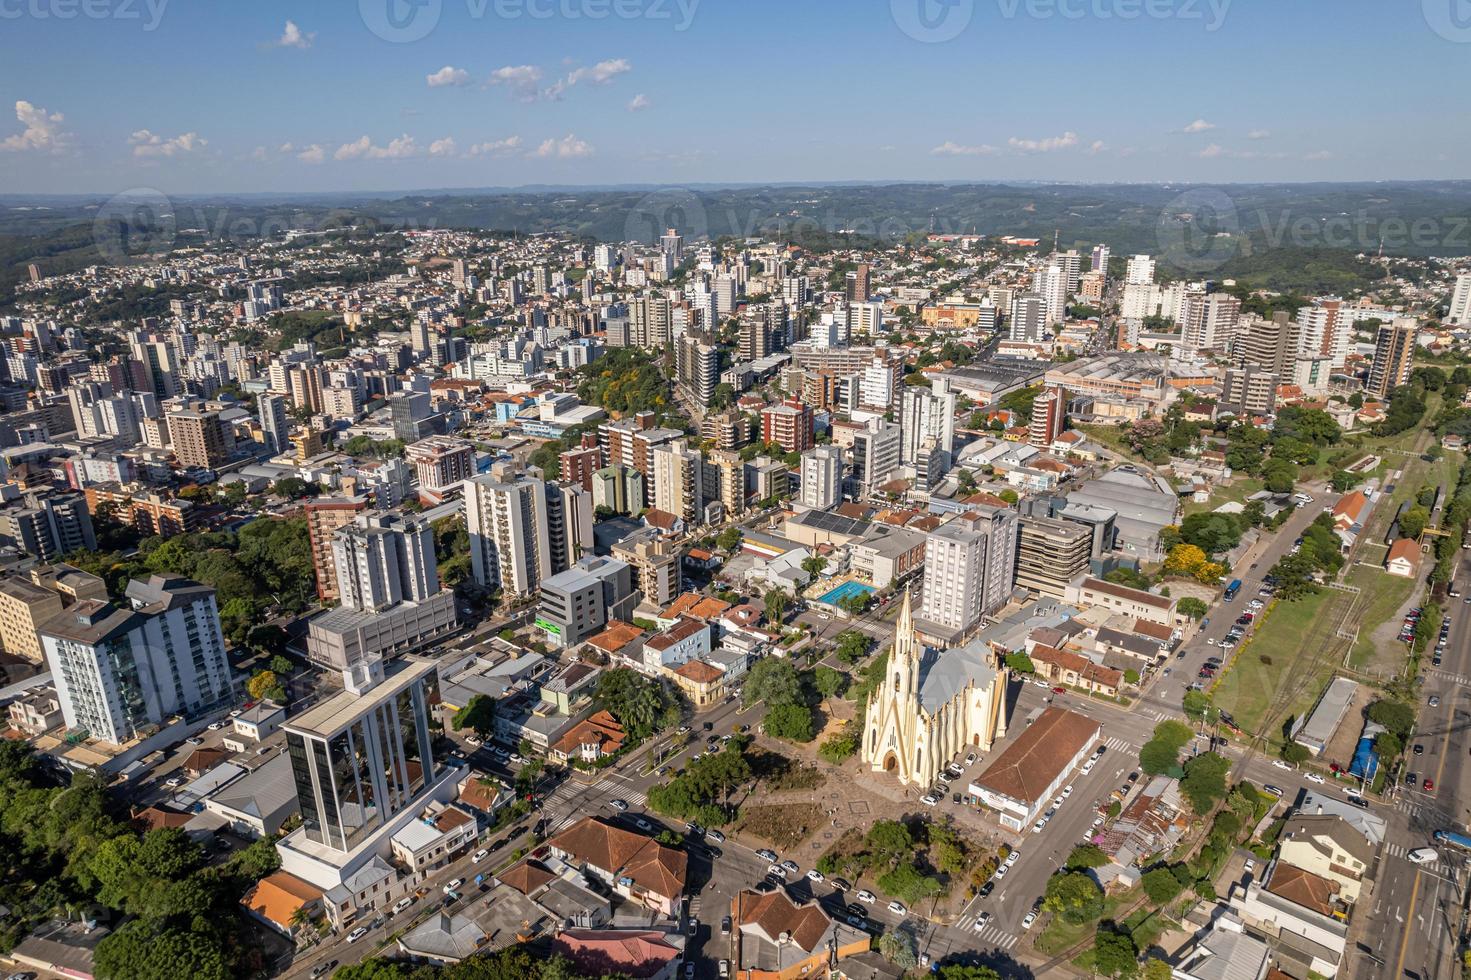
[{"xmin": 819, "ymin": 581, "xmax": 876, "ymax": 605}]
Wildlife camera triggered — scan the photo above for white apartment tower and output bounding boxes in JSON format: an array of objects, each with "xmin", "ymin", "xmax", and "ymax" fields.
[
  {"xmin": 917, "ymin": 507, "xmax": 1019, "ymax": 640},
  {"xmin": 331, "ymin": 513, "xmax": 440, "ymax": 613},
  {"xmin": 899, "ymin": 378, "xmax": 956, "ymax": 466},
  {"xmin": 1125, "ymin": 254, "xmax": 1156, "ymax": 285},
  {"xmin": 1448, "ymin": 272, "xmax": 1471, "ymax": 326},
  {"xmin": 464, "ymin": 464, "xmax": 554, "ymax": 597},
  {"xmin": 799, "ymin": 445, "xmax": 843, "ymax": 510}
]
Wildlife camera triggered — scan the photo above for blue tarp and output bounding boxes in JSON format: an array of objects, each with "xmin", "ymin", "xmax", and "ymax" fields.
[{"xmin": 1349, "ymin": 735, "xmax": 1378, "ymax": 781}]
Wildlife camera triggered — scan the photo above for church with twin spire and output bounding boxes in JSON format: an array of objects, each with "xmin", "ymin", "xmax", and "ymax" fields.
[{"xmin": 861, "ymin": 588, "xmax": 1010, "ymax": 789}]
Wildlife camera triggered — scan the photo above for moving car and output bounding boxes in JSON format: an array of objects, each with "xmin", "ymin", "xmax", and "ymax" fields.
[
  {"xmin": 610, "ymin": 799, "xmax": 629, "ymax": 811},
  {"xmin": 346, "ymin": 926, "xmax": 369, "ymax": 943},
  {"xmin": 1304, "ymin": 773, "xmax": 1324, "ymax": 784},
  {"xmin": 471, "ymin": 848, "xmax": 489, "ymax": 863},
  {"xmin": 444, "ymin": 878, "xmax": 464, "ymax": 894},
  {"xmin": 1264, "ymin": 784, "xmax": 1284, "ymax": 797},
  {"xmin": 1408, "ymin": 847, "xmax": 1440, "ymax": 864},
  {"xmin": 973, "ymin": 911, "xmax": 992, "ymax": 930}
]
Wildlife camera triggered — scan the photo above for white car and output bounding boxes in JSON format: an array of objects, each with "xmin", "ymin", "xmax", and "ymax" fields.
[
  {"xmin": 164, "ymin": 776, "xmax": 183, "ymax": 788},
  {"xmin": 1272, "ymin": 759, "xmax": 1291, "ymax": 770},
  {"xmin": 443, "ymin": 878, "xmax": 464, "ymax": 894},
  {"xmin": 806, "ymin": 869, "xmax": 825, "ymax": 883},
  {"xmin": 1206, "ymin": 637, "xmax": 1217, "ymax": 646},
  {"xmin": 1092, "ymin": 815, "xmax": 1105, "ymax": 828},
  {"xmin": 1005, "ymin": 850, "xmax": 1020, "ymax": 866},
  {"xmin": 768, "ymin": 864, "xmax": 788, "ymax": 878},
  {"xmin": 393, "ymin": 897, "xmax": 413, "ymax": 913},
  {"xmin": 207, "ymin": 721, "xmax": 224, "ymax": 731},
  {"xmin": 346, "ymin": 926, "xmax": 369, "ymax": 943},
  {"xmin": 994, "ymin": 864, "xmax": 1008, "ymax": 879},
  {"xmin": 856, "ymin": 890, "xmax": 876, "ymax": 904},
  {"xmin": 1304, "ymin": 773, "xmax": 1325, "ymax": 784},
  {"xmin": 780, "ymin": 860, "xmax": 799, "ymax": 874},
  {"xmin": 1408, "ymin": 847, "xmax": 1440, "ymax": 865},
  {"xmin": 610, "ymin": 799, "xmax": 629, "ymax": 811},
  {"xmin": 1032, "ymin": 819, "xmax": 1046, "ymax": 834},
  {"xmin": 1062, "ymin": 784, "xmax": 1073, "ymax": 798},
  {"xmin": 1021, "ymin": 911, "xmax": 1037, "ymax": 930},
  {"xmin": 920, "ymin": 794, "xmax": 939, "ymax": 806},
  {"xmin": 973, "ymin": 911, "xmax": 991, "ymax": 930},
  {"xmin": 888, "ymin": 901, "xmax": 907, "ymax": 915},
  {"xmin": 471, "ymin": 848, "xmax": 489, "ymax": 863}
]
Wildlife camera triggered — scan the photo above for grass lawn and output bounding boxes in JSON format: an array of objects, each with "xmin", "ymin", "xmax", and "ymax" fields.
[
  {"xmin": 1212, "ymin": 588, "xmax": 1350, "ymax": 736},
  {"xmin": 731, "ymin": 802, "xmax": 825, "ymax": 851},
  {"xmin": 1076, "ymin": 423, "xmax": 1152, "ymax": 466},
  {"xmin": 1033, "ymin": 893, "xmax": 1131, "ymax": 956},
  {"xmin": 1346, "ymin": 564, "xmax": 1418, "ymax": 671}
]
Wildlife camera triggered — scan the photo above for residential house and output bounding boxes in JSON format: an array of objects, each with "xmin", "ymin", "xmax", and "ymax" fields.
[
  {"xmin": 546, "ymin": 817, "xmax": 687, "ymax": 916},
  {"xmin": 1276, "ymin": 813, "xmax": 1373, "ymax": 905},
  {"xmin": 553, "ymin": 929, "xmax": 685, "ymax": 980},
  {"xmin": 550, "ymin": 710, "xmax": 627, "ymax": 764},
  {"xmin": 241, "ymin": 871, "xmax": 325, "ymax": 942},
  {"xmin": 730, "ymin": 887, "xmax": 870, "ymax": 980},
  {"xmin": 1028, "ymin": 644, "xmax": 1123, "ymax": 695},
  {"xmin": 1385, "ymin": 538, "xmax": 1419, "ymax": 578},
  {"xmin": 389, "ymin": 802, "xmax": 478, "ymax": 874}
]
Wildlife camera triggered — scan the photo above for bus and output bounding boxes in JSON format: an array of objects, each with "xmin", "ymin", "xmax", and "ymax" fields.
[
  {"xmin": 1223, "ymin": 579, "xmax": 1242, "ymax": 602},
  {"xmin": 1433, "ymin": 829, "xmax": 1471, "ymax": 852}
]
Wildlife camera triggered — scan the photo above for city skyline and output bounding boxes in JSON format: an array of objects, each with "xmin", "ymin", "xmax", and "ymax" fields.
[{"xmin": 0, "ymin": 0, "xmax": 1467, "ymax": 193}]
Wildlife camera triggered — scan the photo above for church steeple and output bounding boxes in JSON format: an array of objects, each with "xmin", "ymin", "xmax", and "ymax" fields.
[{"xmin": 889, "ymin": 587, "xmax": 921, "ymax": 706}]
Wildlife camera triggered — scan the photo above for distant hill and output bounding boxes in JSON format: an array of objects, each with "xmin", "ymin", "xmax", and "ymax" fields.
[{"xmin": 3, "ymin": 180, "xmax": 1469, "ymax": 308}]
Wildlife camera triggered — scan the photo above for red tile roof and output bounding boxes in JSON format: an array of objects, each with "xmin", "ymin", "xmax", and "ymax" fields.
[{"xmin": 549, "ymin": 817, "xmax": 686, "ymax": 902}]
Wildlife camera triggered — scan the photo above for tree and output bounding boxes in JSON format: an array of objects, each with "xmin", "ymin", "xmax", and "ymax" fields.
[
  {"xmin": 936, "ymin": 967, "xmax": 1002, "ymax": 980},
  {"xmin": 93, "ymin": 920, "xmax": 231, "ymax": 980},
  {"xmin": 744, "ymin": 657, "xmax": 804, "ymax": 710},
  {"xmin": 268, "ymin": 654, "xmax": 294, "ymax": 676},
  {"xmin": 813, "ymin": 665, "xmax": 848, "ymax": 700},
  {"xmin": 866, "ymin": 819, "xmax": 914, "ymax": 861},
  {"xmin": 818, "ymin": 726, "xmax": 860, "ymax": 764},
  {"xmin": 878, "ymin": 929, "xmax": 918, "ymax": 970},
  {"xmin": 1182, "ymin": 689, "xmax": 1218, "ymax": 726},
  {"xmin": 1043, "ymin": 870, "xmax": 1105, "ymax": 924},
  {"xmin": 1368, "ymin": 699, "xmax": 1416, "ymax": 739},
  {"xmin": 800, "ymin": 555, "xmax": 828, "ymax": 583},
  {"xmin": 1092, "ymin": 926, "xmax": 1139, "ymax": 978},
  {"xmin": 595, "ymin": 668, "xmax": 671, "ymax": 741},
  {"xmin": 835, "ymin": 630, "xmax": 869, "ymax": 665},
  {"xmin": 1280, "ymin": 741, "xmax": 1311, "ymax": 765},
  {"xmin": 1177, "ymin": 597, "xmax": 1208, "ymax": 621},
  {"xmin": 1066, "ymin": 844, "xmax": 1109, "ymax": 869},
  {"xmin": 1179, "ymin": 752, "xmax": 1231, "ymax": 812},
  {"xmin": 764, "ymin": 703, "xmax": 815, "ymax": 742},
  {"xmin": 1139, "ymin": 720, "xmax": 1193, "ymax": 775},
  {"xmin": 1374, "ymin": 730, "xmax": 1403, "ymax": 759},
  {"xmin": 764, "ymin": 588, "xmax": 790, "ymax": 624},
  {"xmin": 453, "ymin": 695, "xmax": 497, "ymax": 736},
  {"xmin": 1142, "ymin": 959, "xmax": 1174, "ymax": 980},
  {"xmin": 1141, "ymin": 866, "xmax": 1184, "ymax": 904},
  {"xmin": 1162, "ymin": 543, "xmax": 1208, "ymax": 577},
  {"xmin": 716, "ymin": 526, "xmax": 742, "ymax": 552},
  {"xmin": 246, "ymin": 670, "xmax": 279, "ymax": 702},
  {"xmin": 1005, "ymin": 650, "xmax": 1036, "ymax": 674},
  {"xmin": 1399, "ymin": 506, "xmax": 1430, "ymax": 540}
]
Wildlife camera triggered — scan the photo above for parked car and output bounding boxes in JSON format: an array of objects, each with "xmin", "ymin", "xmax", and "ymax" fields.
[
  {"xmin": 888, "ymin": 901, "xmax": 907, "ymax": 915},
  {"xmin": 346, "ymin": 927, "xmax": 369, "ymax": 943},
  {"xmin": 856, "ymin": 890, "xmax": 876, "ymax": 903},
  {"xmin": 610, "ymin": 799, "xmax": 628, "ymax": 811},
  {"xmin": 1021, "ymin": 911, "xmax": 1037, "ymax": 930},
  {"xmin": 756, "ymin": 849, "xmax": 777, "ymax": 862},
  {"xmin": 471, "ymin": 848, "xmax": 489, "ymax": 863}
]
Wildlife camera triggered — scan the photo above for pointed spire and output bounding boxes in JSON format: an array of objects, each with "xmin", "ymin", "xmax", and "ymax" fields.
[{"xmin": 894, "ymin": 586, "xmax": 917, "ymax": 662}]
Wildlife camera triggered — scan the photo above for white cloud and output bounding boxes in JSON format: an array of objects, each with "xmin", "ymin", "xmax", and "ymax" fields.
[
  {"xmin": 1182, "ymin": 119, "xmax": 1216, "ymax": 134},
  {"xmin": 1087, "ymin": 140, "xmax": 1107, "ymax": 155},
  {"xmin": 429, "ymin": 137, "xmax": 457, "ymax": 158},
  {"xmin": 930, "ymin": 140, "xmax": 996, "ymax": 156},
  {"xmin": 334, "ymin": 135, "xmax": 420, "ymax": 161},
  {"xmin": 1197, "ymin": 143, "xmax": 1224, "ymax": 158},
  {"xmin": 468, "ymin": 136, "xmax": 523, "ymax": 157},
  {"xmin": 297, "ymin": 144, "xmax": 325, "ymax": 164},
  {"xmin": 1248, "ymin": 129, "xmax": 1271, "ymax": 140},
  {"xmin": 0, "ymin": 101, "xmax": 70, "ymax": 153},
  {"xmin": 272, "ymin": 20, "xmax": 315, "ymax": 49},
  {"xmin": 566, "ymin": 58, "xmax": 631, "ymax": 86},
  {"xmin": 129, "ymin": 129, "xmax": 207, "ymax": 158},
  {"xmin": 278, "ymin": 142, "xmax": 295, "ymax": 153},
  {"xmin": 1303, "ymin": 150, "xmax": 1333, "ymax": 161},
  {"xmin": 486, "ymin": 64, "xmax": 545, "ymax": 101},
  {"xmin": 533, "ymin": 134, "xmax": 593, "ymax": 159},
  {"xmin": 627, "ymin": 93, "xmax": 651, "ymax": 112},
  {"xmin": 1007, "ymin": 131, "xmax": 1079, "ymax": 153},
  {"xmin": 427, "ymin": 66, "xmax": 471, "ymax": 88}
]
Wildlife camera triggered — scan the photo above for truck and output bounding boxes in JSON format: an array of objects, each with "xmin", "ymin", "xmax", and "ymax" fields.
[
  {"xmin": 1223, "ymin": 580, "xmax": 1242, "ymax": 602},
  {"xmin": 1433, "ymin": 829, "xmax": 1471, "ymax": 852}
]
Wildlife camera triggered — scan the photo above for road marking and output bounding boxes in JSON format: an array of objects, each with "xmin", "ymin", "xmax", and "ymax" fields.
[{"xmin": 1393, "ymin": 871, "xmax": 1422, "ymax": 979}]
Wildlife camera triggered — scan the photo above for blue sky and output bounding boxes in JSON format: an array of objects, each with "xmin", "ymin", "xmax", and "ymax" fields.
[{"xmin": 0, "ymin": 0, "xmax": 1464, "ymax": 194}]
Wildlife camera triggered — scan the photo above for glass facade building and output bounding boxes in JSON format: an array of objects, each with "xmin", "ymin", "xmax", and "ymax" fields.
[{"xmin": 283, "ymin": 658, "xmax": 442, "ymax": 853}]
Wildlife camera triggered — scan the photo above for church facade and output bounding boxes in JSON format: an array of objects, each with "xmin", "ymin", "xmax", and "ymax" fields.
[{"xmin": 862, "ymin": 589, "xmax": 1009, "ymax": 789}]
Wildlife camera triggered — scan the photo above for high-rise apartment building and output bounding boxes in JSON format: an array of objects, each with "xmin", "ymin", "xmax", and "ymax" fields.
[
  {"xmin": 259, "ymin": 393, "xmax": 290, "ymax": 456},
  {"xmin": 1091, "ymin": 244, "xmax": 1111, "ymax": 275},
  {"xmin": 846, "ymin": 263, "xmax": 871, "ymax": 303},
  {"xmin": 1367, "ymin": 318, "xmax": 1417, "ymax": 398},
  {"xmin": 651, "ymin": 439, "xmax": 706, "ymax": 524},
  {"xmin": 851, "ymin": 423, "xmax": 902, "ymax": 497},
  {"xmin": 167, "ymin": 407, "xmax": 231, "ymax": 470},
  {"xmin": 1009, "ymin": 293, "xmax": 1046, "ymax": 343},
  {"xmin": 916, "ymin": 507, "xmax": 1018, "ymax": 643},
  {"xmin": 899, "ymin": 379, "xmax": 956, "ymax": 467},
  {"xmin": 305, "ymin": 496, "xmax": 370, "ymax": 602},
  {"xmin": 464, "ymin": 464, "xmax": 554, "ymax": 597},
  {"xmin": 799, "ymin": 445, "xmax": 843, "ymax": 511},
  {"xmin": 1179, "ymin": 292, "xmax": 1241, "ymax": 356},
  {"xmin": 1125, "ymin": 254, "xmax": 1156, "ymax": 285},
  {"xmin": 39, "ymin": 576, "xmax": 233, "ymax": 745},
  {"xmin": 1029, "ymin": 386, "xmax": 1068, "ymax": 448},
  {"xmin": 404, "ymin": 435, "xmax": 474, "ymax": 502},
  {"xmin": 332, "ymin": 513, "xmax": 440, "ymax": 614},
  {"xmin": 629, "ymin": 294, "xmax": 673, "ymax": 348},
  {"xmin": 760, "ymin": 399, "xmax": 815, "ymax": 453},
  {"xmin": 1449, "ymin": 273, "xmax": 1471, "ymax": 326},
  {"xmin": 1296, "ymin": 299, "xmax": 1349, "ymax": 367},
  {"xmin": 676, "ymin": 333, "xmax": 720, "ymax": 406}
]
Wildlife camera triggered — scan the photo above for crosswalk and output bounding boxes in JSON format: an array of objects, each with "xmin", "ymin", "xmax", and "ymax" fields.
[
  {"xmin": 544, "ymin": 778, "xmax": 649, "ymax": 834},
  {"xmin": 969, "ymin": 924, "xmax": 1018, "ymax": 950},
  {"xmin": 1102, "ymin": 735, "xmax": 1134, "ymax": 753},
  {"xmin": 1429, "ymin": 669, "xmax": 1471, "ymax": 685},
  {"xmin": 1393, "ymin": 799, "xmax": 1426, "ymax": 819},
  {"xmin": 1384, "ymin": 842, "xmax": 1457, "ymax": 876}
]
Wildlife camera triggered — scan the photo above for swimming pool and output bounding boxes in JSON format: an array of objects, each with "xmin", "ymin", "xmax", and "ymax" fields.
[{"xmin": 819, "ymin": 581, "xmax": 876, "ymax": 606}]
